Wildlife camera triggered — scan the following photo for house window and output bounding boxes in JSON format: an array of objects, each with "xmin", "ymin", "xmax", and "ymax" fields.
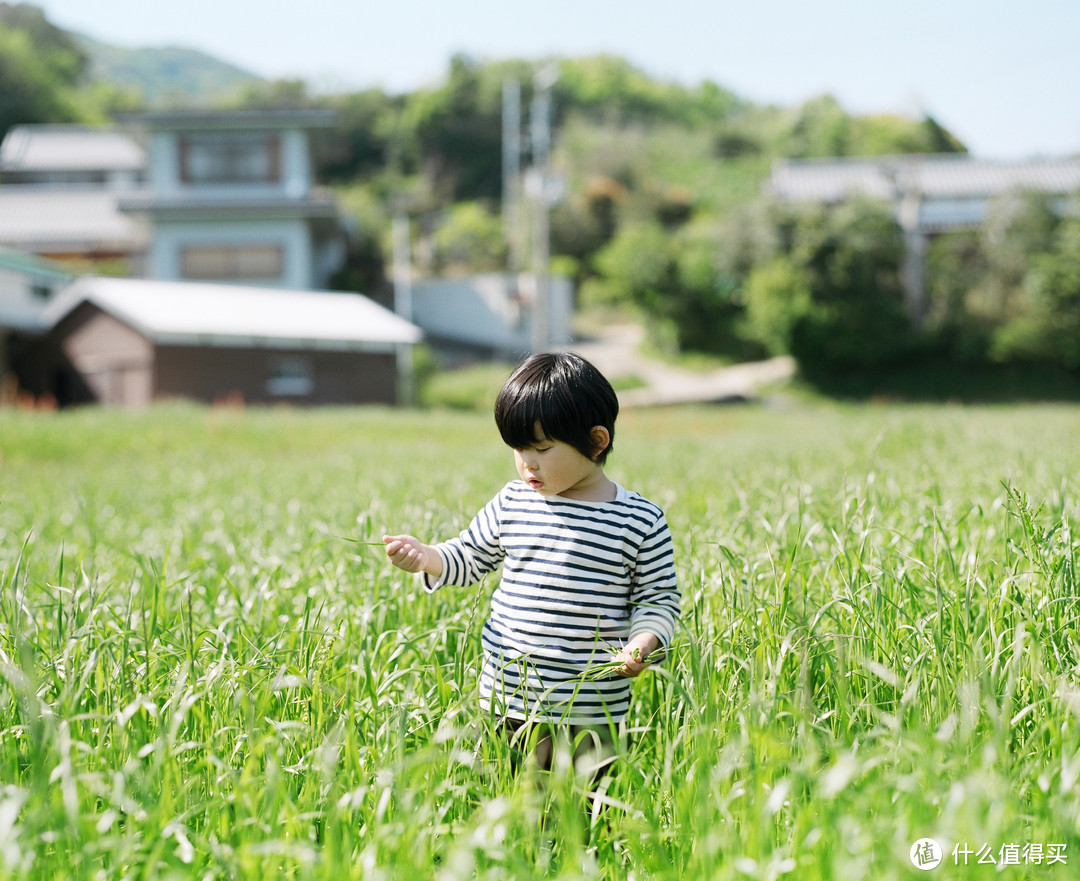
[
  {"xmin": 179, "ymin": 133, "xmax": 281, "ymax": 184},
  {"xmin": 267, "ymin": 357, "xmax": 314, "ymax": 397},
  {"xmin": 180, "ymin": 244, "xmax": 284, "ymax": 281}
]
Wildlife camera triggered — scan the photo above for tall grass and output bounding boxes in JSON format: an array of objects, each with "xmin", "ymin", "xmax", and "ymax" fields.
[{"xmin": 1, "ymin": 401, "xmax": 1079, "ymax": 879}]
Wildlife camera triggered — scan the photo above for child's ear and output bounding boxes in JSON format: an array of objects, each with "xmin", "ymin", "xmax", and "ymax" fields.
[{"xmin": 589, "ymin": 426, "xmax": 611, "ymax": 459}]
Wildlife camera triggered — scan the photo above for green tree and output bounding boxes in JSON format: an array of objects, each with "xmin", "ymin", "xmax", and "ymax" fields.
[
  {"xmin": 402, "ymin": 53, "xmax": 509, "ymax": 201},
  {"xmin": 916, "ymin": 114, "xmax": 967, "ymax": 153},
  {"xmin": 785, "ymin": 94, "xmax": 851, "ymax": 157},
  {"xmin": 0, "ymin": 4, "xmax": 90, "ymax": 136},
  {"xmin": 668, "ymin": 226, "xmax": 748, "ymax": 354},
  {"xmin": 432, "ymin": 201, "xmax": 506, "ymax": 272},
  {"xmin": 556, "ymin": 55, "xmax": 733, "ymax": 127},
  {"xmin": 990, "ymin": 217, "xmax": 1080, "ymax": 368},
  {"xmin": 329, "ymin": 184, "xmax": 390, "ymax": 301},
  {"xmin": 231, "ymin": 77, "xmax": 317, "ymax": 109},
  {"xmin": 779, "ymin": 199, "xmax": 911, "ymax": 371},
  {"xmin": 550, "ymin": 175, "xmax": 627, "ymax": 267},
  {"xmin": 921, "ymin": 194, "xmax": 1080, "ymax": 371},
  {"xmin": 594, "ymin": 219, "xmax": 755, "ymax": 356},
  {"xmin": 320, "ymin": 88, "xmax": 402, "ymax": 181},
  {"xmin": 743, "ymin": 256, "xmax": 813, "ymax": 356},
  {"xmin": 968, "ymin": 192, "xmax": 1058, "ymax": 330},
  {"xmin": 783, "ymin": 95, "xmax": 965, "ymax": 159},
  {"xmin": 847, "ymin": 113, "xmax": 967, "ymax": 156},
  {"xmin": 923, "ymin": 229, "xmax": 988, "ymax": 360},
  {"xmin": 594, "ymin": 221, "xmax": 675, "ymax": 314}
]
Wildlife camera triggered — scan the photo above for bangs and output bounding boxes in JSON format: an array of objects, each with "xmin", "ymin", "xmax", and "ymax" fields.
[{"xmin": 495, "ymin": 384, "xmax": 551, "ymax": 450}]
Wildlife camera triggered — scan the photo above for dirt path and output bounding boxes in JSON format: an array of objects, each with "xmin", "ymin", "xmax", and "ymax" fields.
[{"xmin": 565, "ymin": 323, "xmax": 796, "ymax": 407}]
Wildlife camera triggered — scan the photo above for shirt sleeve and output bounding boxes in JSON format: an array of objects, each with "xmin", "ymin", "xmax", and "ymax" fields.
[
  {"xmin": 421, "ymin": 490, "xmax": 506, "ymax": 592},
  {"xmin": 628, "ymin": 510, "xmax": 680, "ymax": 649}
]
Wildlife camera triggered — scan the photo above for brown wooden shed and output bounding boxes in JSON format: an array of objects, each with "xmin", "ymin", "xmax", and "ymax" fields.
[{"xmin": 31, "ymin": 276, "xmax": 421, "ymax": 407}]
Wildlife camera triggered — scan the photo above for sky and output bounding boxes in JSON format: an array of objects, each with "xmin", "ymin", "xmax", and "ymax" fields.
[{"xmin": 35, "ymin": 0, "xmax": 1080, "ymax": 160}]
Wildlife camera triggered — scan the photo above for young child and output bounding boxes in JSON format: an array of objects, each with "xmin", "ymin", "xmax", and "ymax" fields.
[{"xmin": 383, "ymin": 352, "xmax": 680, "ymax": 770}]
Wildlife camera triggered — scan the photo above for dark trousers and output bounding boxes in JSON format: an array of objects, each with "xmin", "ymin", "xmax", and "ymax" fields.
[{"xmin": 501, "ymin": 718, "xmax": 618, "ymax": 777}]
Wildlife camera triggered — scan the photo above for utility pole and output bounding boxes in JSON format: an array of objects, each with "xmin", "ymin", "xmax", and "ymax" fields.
[
  {"xmin": 392, "ymin": 214, "xmax": 414, "ymax": 405},
  {"xmin": 529, "ymin": 65, "xmax": 557, "ymax": 354},
  {"xmin": 502, "ymin": 78, "xmax": 522, "ymax": 271},
  {"xmin": 889, "ymin": 161, "xmax": 927, "ymax": 325}
]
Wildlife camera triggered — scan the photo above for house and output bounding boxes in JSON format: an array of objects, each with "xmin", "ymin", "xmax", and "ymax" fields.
[
  {"xmin": 408, "ymin": 272, "xmax": 573, "ymax": 362},
  {"xmin": 0, "ymin": 246, "xmax": 73, "ymax": 396},
  {"xmin": 0, "ymin": 125, "xmax": 149, "ymax": 269},
  {"xmin": 18, "ymin": 276, "xmax": 421, "ymax": 407},
  {"xmin": 0, "ymin": 112, "xmax": 350, "ymax": 289},
  {"xmin": 116, "ymin": 110, "xmax": 344, "ymax": 289},
  {"xmin": 767, "ymin": 154, "xmax": 1080, "ymax": 321},
  {"xmin": 0, "ymin": 245, "xmax": 73, "ymax": 332}
]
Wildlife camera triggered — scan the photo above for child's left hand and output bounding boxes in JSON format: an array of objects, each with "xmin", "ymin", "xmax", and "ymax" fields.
[{"xmin": 615, "ymin": 633, "xmax": 661, "ymax": 678}]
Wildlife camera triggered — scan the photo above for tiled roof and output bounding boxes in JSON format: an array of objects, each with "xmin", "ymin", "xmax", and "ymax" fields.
[
  {"xmin": 117, "ymin": 191, "xmax": 339, "ymax": 219},
  {"xmin": 0, "ymin": 188, "xmax": 147, "ymax": 253},
  {"xmin": 0, "ymin": 126, "xmax": 145, "ymax": 174},
  {"xmin": 769, "ymin": 155, "xmax": 1080, "ymax": 203},
  {"xmin": 118, "ymin": 109, "xmax": 337, "ymax": 132},
  {"xmin": 44, "ymin": 276, "xmax": 423, "ymax": 349}
]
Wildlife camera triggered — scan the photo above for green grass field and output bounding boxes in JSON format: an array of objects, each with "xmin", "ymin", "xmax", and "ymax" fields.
[{"xmin": 2, "ymin": 401, "xmax": 1080, "ymax": 880}]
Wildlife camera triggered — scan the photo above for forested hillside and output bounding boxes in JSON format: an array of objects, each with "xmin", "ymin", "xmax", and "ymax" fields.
[{"xmin": 74, "ymin": 33, "xmax": 263, "ymax": 107}]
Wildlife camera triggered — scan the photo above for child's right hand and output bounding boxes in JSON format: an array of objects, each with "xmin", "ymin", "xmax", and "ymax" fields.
[{"xmin": 382, "ymin": 535, "xmax": 433, "ymax": 574}]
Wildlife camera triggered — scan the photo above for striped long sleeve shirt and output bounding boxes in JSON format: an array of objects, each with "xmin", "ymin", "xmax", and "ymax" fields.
[{"xmin": 422, "ymin": 480, "xmax": 680, "ymax": 724}]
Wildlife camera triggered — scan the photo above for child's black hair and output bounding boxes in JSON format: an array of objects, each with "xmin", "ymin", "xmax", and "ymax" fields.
[{"xmin": 494, "ymin": 352, "xmax": 619, "ymax": 464}]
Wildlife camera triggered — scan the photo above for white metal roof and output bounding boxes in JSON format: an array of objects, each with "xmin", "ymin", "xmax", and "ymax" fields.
[
  {"xmin": 0, "ymin": 188, "xmax": 147, "ymax": 252},
  {"xmin": 0, "ymin": 126, "xmax": 145, "ymax": 174},
  {"xmin": 44, "ymin": 276, "xmax": 422, "ymax": 350},
  {"xmin": 769, "ymin": 155, "xmax": 1080, "ymax": 203}
]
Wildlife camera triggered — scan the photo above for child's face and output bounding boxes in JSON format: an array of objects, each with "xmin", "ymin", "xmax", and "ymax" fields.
[{"xmin": 513, "ymin": 434, "xmax": 605, "ymax": 500}]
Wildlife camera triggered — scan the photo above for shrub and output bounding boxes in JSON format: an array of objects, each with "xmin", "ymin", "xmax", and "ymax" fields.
[
  {"xmin": 777, "ymin": 199, "xmax": 913, "ymax": 373},
  {"xmin": 743, "ymin": 256, "xmax": 813, "ymax": 356}
]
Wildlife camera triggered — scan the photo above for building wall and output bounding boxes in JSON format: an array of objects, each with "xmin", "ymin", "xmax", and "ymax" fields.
[
  {"xmin": 149, "ymin": 219, "xmax": 314, "ymax": 288},
  {"xmin": 25, "ymin": 301, "xmax": 403, "ymax": 407},
  {"xmin": 142, "ymin": 124, "xmax": 321, "ymax": 287},
  {"xmin": 147, "ymin": 128, "xmax": 312, "ymax": 199},
  {"xmin": 153, "ymin": 345, "xmax": 399, "ymax": 406},
  {"xmin": 147, "ymin": 131, "xmax": 180, "ymax": 194},
  {"xmin": 410, "ymin": 273, "xmax": 573, "ymax": 357},
  {"xmin": 0, "ymin": 265, "xmax": 67, "ymax": 332},
  {"xmin": 55, "ymin": 304, "xmax": 154, "ymax": 405},
  {"xmin": 280, "ymin": 129, "xmax": 313, "ymax": 198}
]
